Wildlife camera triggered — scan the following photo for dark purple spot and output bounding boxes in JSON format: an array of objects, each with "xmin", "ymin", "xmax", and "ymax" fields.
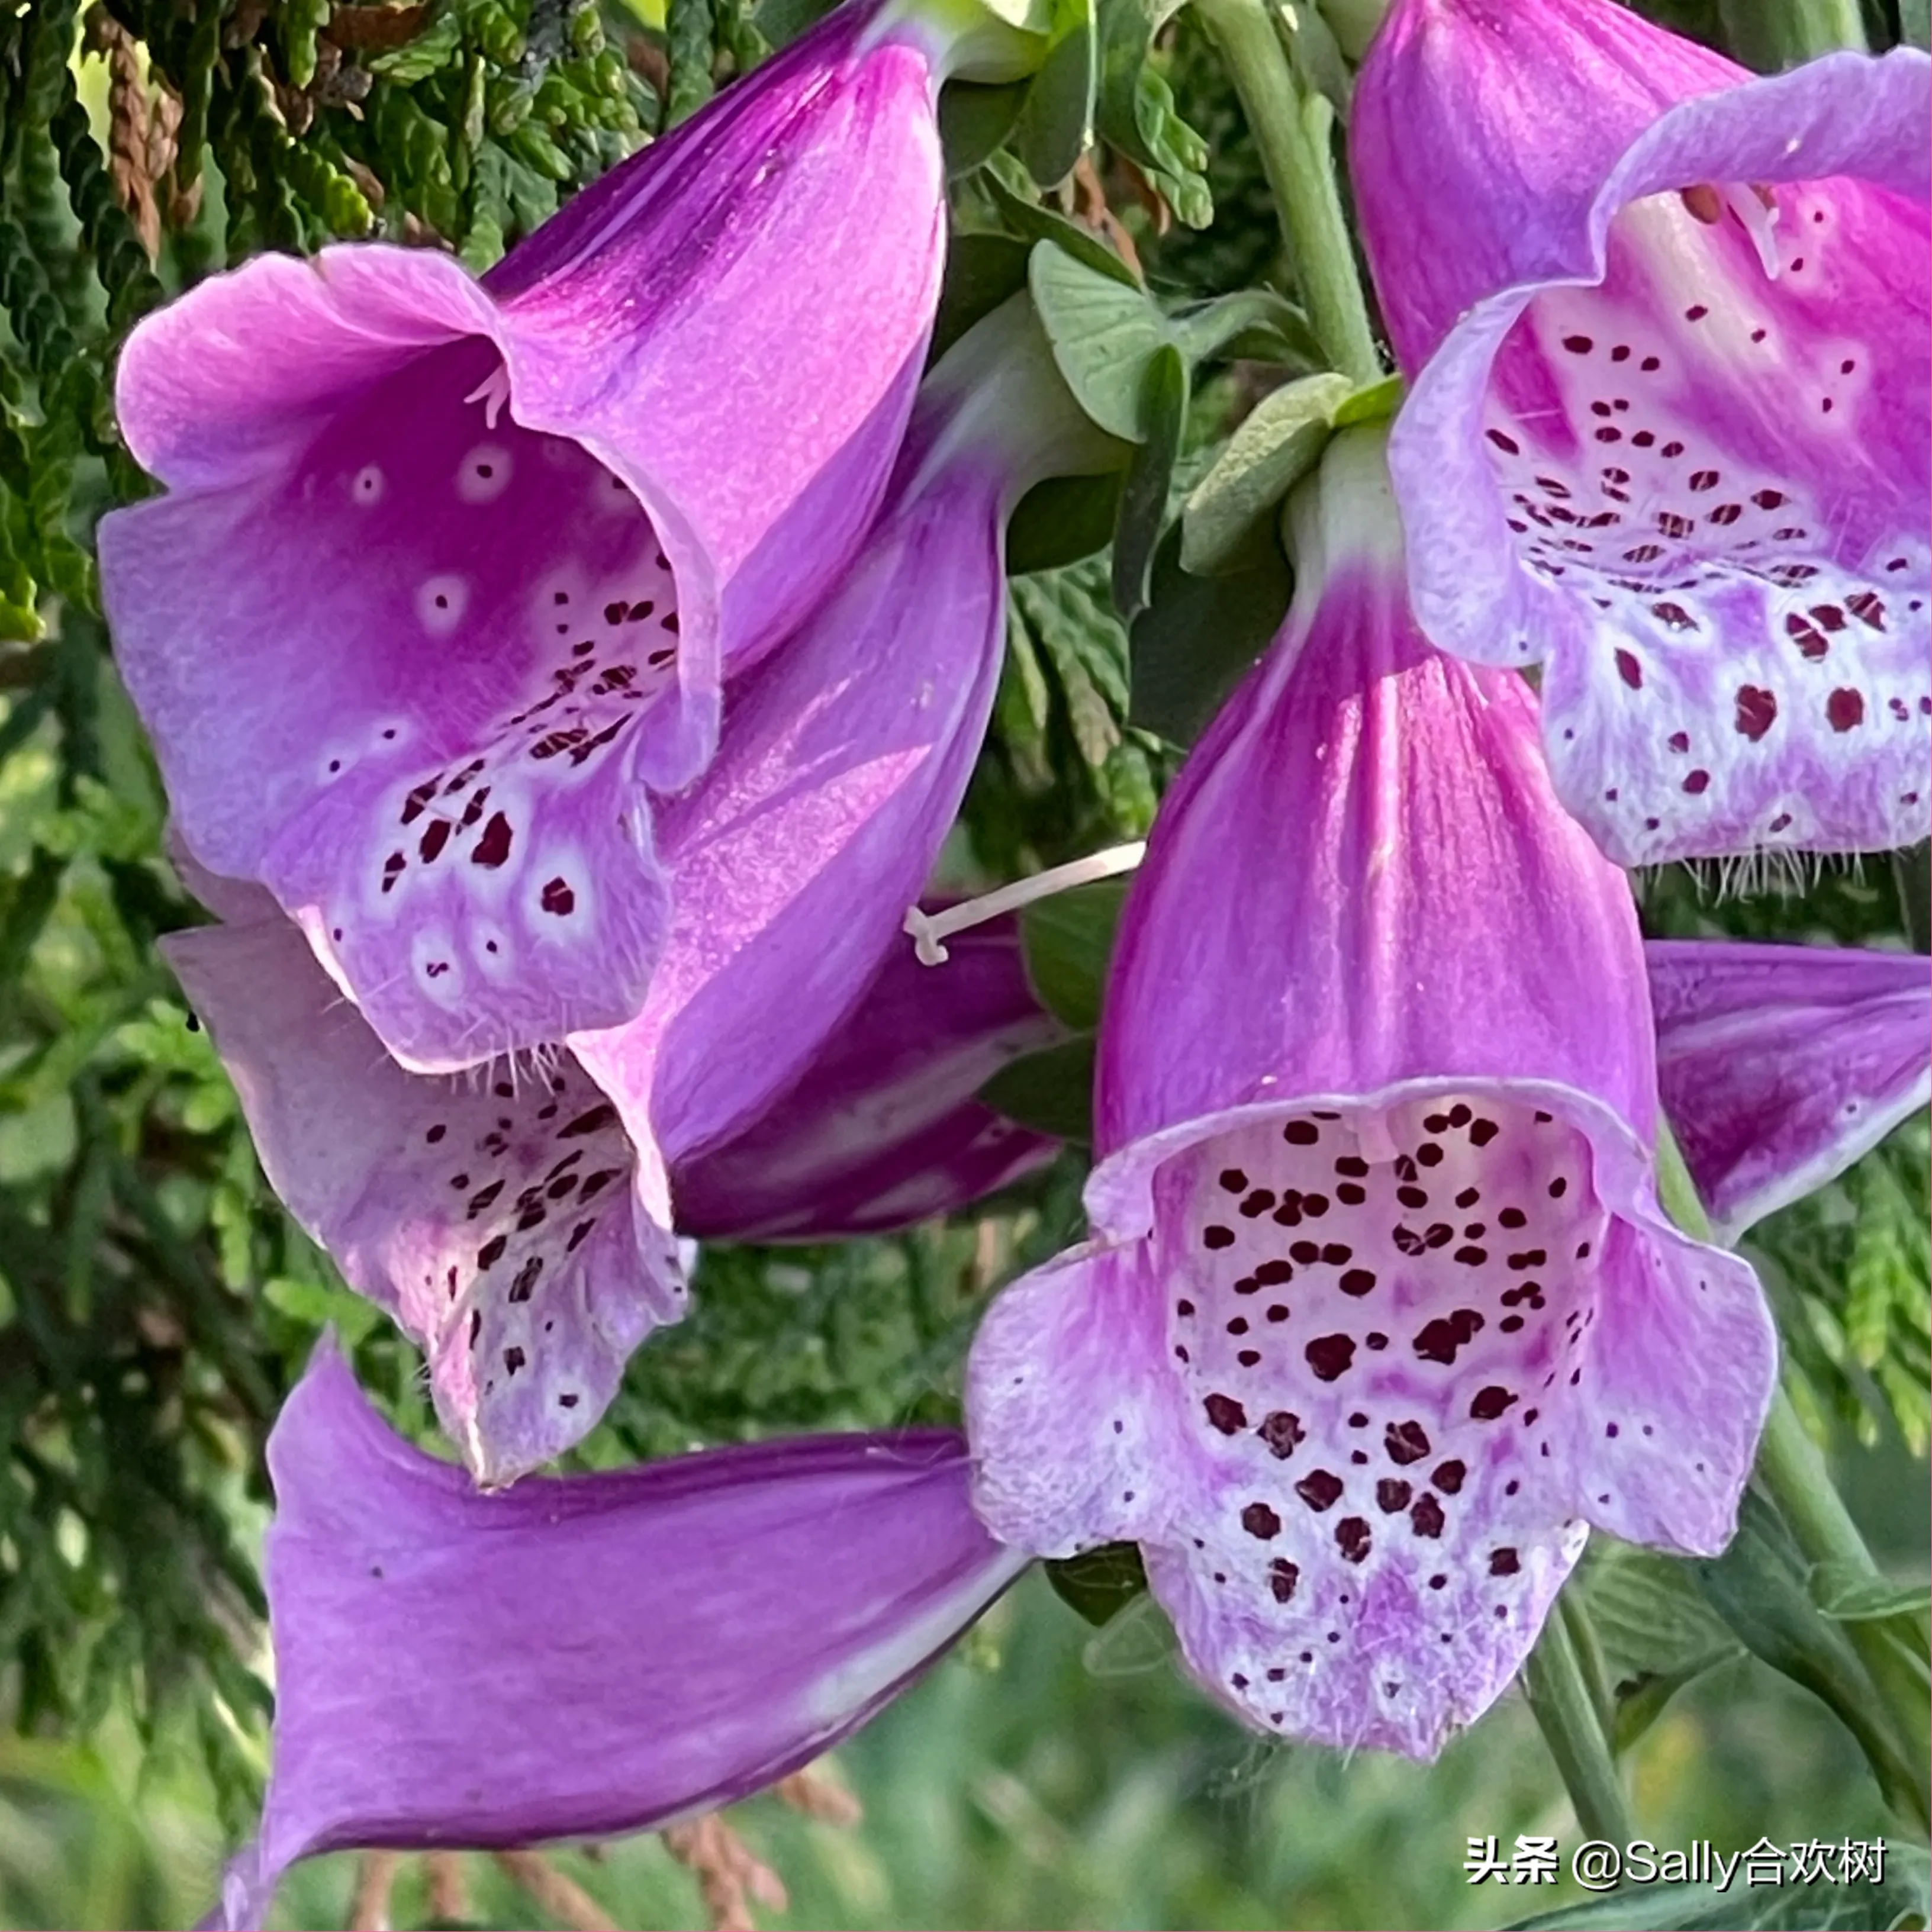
[
  {"xmin": 1203, "ymin": 1225, "xmax": 1235, "ymax": 1250},
  {"xmin": 1296, "ymin": 1470, "xmax": 1344, "ymax": 1512},
  {"xmin": 1489, "ymin": 1547, "xmax": 1521, "ymax": 1577},
  {"xmin": 540, "ymin": 877, "xmax": 577, "ymax": 916},
  {"xmin": 1283, "ymin": 1120, "xmax": 1319, "ymax": 1145},
  {"xmin": 1269, "ymin": 1559, "xmax": 1299, "ymax": 1603},
  {"xmin": 1242, "ymin": 1501, "xmax": 1283, "ymax": 1540},
  {"xmin": 1257, "ymin": 1409, "xmax": 1305, "ymax": 1458},
  {"xmin": 1432, "ymin": 1460, "xmax": 1466, "ymax": 1495},
  {"xmin": 1616, "ymin": 649, "xmax": 1643, "ymax": 690},
  {"xmin": 1305, "ymin": 1334, "xmax": 1356, "ymax": 1382},
  {"xmin": 1735, "ymin": 685, "xmax": 1778, "ymax": 740},
  {"xmin": 1205, "ymin": 1393, "xmax": 1248, "ymax": 1435},
  {"xmin": 1827, "ymin": 688, "xmax": 1865, "ymax": 732},
  {"xmin": 1376, "ymin": 1478, "xmax": 1412, "ymax": 1513},
  {"xmin": 1335, "ymin": 1517, "xmax": 1371, "ymax": 1564},
  {"xmin": 1414, "ymin": 1309, "xmax": 1485, "ymax": 1366},
  {"xmin": 1410, "ymin": 1494, "xmax": 1445, "ymax": 1538},
  {"xmin": 1471, "ymin": 1386, "xmax": 1518, "ymax": 1421},
  {"xmin": 1385, "ymin": 1421, "xmax": 1431, "ymax": 1466}
]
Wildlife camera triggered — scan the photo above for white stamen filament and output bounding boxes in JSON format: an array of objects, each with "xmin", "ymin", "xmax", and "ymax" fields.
[
  {"xmin": 463, "ymin": 365, "xmax": 513, "ymax": 430},
  {"xmin": 1725, "ymin": 182, "xmax": 1783, "ymax": 283},
  {"xmin": 904, "ymin": 842, "xmax": 1147, "ymax": 965}
]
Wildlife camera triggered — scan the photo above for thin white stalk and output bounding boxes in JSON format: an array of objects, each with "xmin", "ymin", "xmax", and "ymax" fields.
[{"xmin": 904, "ymin": 842, "xmax": 1148, "ymax": 965}]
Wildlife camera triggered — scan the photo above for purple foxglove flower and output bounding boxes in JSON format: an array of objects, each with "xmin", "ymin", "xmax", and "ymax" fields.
[
  {"xmin": 1647, "ymin": 939, "xmax": 1930, "ymax": 1242},
  {"xmin": 567, "ymin": 296, "xmax": 1116, "ymax": 1206},
  {"xmin": 965, "ymin": 425, "xmax": 1777, "ymax": 1760},
  {"xmin": 675, "ymin": 915, "xmax": 1066, "ymax": 1242},
  {"xmin": 1351, "ymin": 0, "xmax": 1931, "ymax": 868},
  {"xmin": 99, "ymin": 0, "xmax": 1010, "ymax": 1078},
  {"xmin": 207, "ymin": 1342, "xmax": 1025, "ymax": 1931},
  {"xmin": 166, "ymin": 884, "xmax": 1060, "ymax": 1477},
  {"xmin": 166, "ymin": 299, "xmax": 1112, "ymax": 1482}
]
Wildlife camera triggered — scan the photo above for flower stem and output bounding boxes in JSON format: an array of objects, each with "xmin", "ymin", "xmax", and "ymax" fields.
[
  {"xmin": 1192, "ymin": 0, "xmax": 1383, "ymax": 387},
  {"xmin": 905, "ymin": 842, "xmax": 1146, "ymax": 964},
  {"xmin": 1521, "ymin": 1593, "xmax": 1633, "ymax": 1849}
]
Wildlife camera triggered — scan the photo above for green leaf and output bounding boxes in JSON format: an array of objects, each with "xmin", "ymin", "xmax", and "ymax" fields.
[
  {"xmin": 932, "ymin": 231, "xmax": 1033, "ymax": 363},
  {"xmin": 984, "ymin": 160, "xmax": 1138, "ymax": 285},
  {"xmin": 1092, "ymin": 0, "xmax": 1210, "ymax": 229},
  {"xmin": 978, "ymin": 1033, "xmax": 1097, "ymax": 1141},
  {"xmin": 1692, "ymin": 1490, "xmax": 1927, "ymax": 1822},
  {"xmin": 1046, "ymin": 1541, "xmax": 1148, "ymax": 1625},
  {"xmin": 1181, "ymin": 371, "xmax": 1351, "ymax": 575},
  {"xmin": 1167, "ymin": 289, "xmax": 1322, "ymax": 372},
  {"xmin": 1578, "ymin": 1542, "xmax": 1743, "ymax": 1749},
  {"xmin": 364, "ymin": 10, "xmax": 463, "ymax": 81},
  {"xmin": 1006, "ymin": 471, "xmax": 1123, "ymax": 574},
  {"xmin": 940, "ymin": 80, "xmax": 1031, "ymax": 179},
  {"xmin": 1503, "ymin": 1844, "xmax": 1930, "ymax": 1931},
  {"xmin": 1111, "ymin": 344, "xmax": 1186, "ymax": 621},
  {"xmin": 1810, "ymin": 1563, "xmax": 1932, "ymax": 1622},
  {"xmin": 1029, "ymin": 240, "xmax": 1165, "ymax": 440},
  {"xmin": 1021, "ymin": 877, "xmax": 1131, "ymax": 1029},
  {"xmin": 1128, "ymin": 525, "xmax": 1289, "ymax": 746},
  {"xmin": 1331, "ymin": 373, "xmax": 1406, "ymax": 428},
  {"xmin": 1010, "ymin": 0, "xmax": 1097, "ymax": 186}
]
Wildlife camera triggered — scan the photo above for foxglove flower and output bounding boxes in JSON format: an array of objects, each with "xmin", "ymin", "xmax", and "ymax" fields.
[
  {"xmin": 166, "ymin": 299, "xmax": 1112, "ymax": 1481},
  {"xmin": 1647, "ymin": 939, "xmax": 1930, "ymax": 1242},
  {"xmin": 675, "ymin": 915, "xmax": 1066, "ymax": 1243},
  {"xmin": 1353, "ymin": 0, "xmax": 1931, "ymax": 868},
  {"xmin": 169, "ymin": 886, "xmax": 1060, "ymax": 1477},
  {"xmin": 208, "ymin": 1342, "xmax": 1025, "ymax": 1931},
  {"xmin": 100, "ymin": 0, "xmax": 1042, "ymax": 1077},
  {"xmin": 966, "ymin": 425, "xmax": 1777, "ymax": 1759}
]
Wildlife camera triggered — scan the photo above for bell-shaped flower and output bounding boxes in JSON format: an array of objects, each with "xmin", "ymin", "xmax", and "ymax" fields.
[
  {"xmin": 1351, "ymin": 0, "xmax": 1931, "ymax": 868},
  {"xmin": 1647, "ymin": 939, "xmax": 1930, "ymax": 1242},
  {"xmin": 168, "ymin": 882, "xmax": 1061, "ymax": 1479},
  {"xmin": 165, "ymin": 299, "xmax": 1113, "ymax": 1482},
  {"xmin": 675, "ymin": 915, "xmax": 1066, "ymax": 1243},
  {"xmin": 965, "ymin": 424, "xmax": 1778, "ymax": 1760},
  {"xmin": 206, "ymin": 1341, "xmax": 1025, "ymax": 1931},
  {"xmin": 100, "ymin": 0, "xmax": 1049, "ymax": 1077}
]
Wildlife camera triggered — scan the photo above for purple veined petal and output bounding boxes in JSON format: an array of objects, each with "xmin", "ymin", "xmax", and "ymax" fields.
[
  {"xmin": 163, "ymin": 894, "xmax": 681, "ymax": 1485},
  {"xmin": 1647, "ymin": 939, "xmax": 1931, "ymax": 1242},
  {"xmin": 207, "ymin": 1341, "xmax": 1026, "ymax": 1930},
  {"xmin": 100, "ymin": 0, "xmax": 949, "ymax": 1074},
  {"xmin": 1360, "ymin": 0, "xmax": 1932, "ymax": 866},
  {"xmin": 674, "ymin": 915, "xmax": 1066, "ymax": 1242},
  {"xmin": 967, "ymin": 426, "xmax": 1776, "ymax": 1760},
  {"xmin": 573, "ymin": 297, "xmax": 1120, "ymax": 1190}
]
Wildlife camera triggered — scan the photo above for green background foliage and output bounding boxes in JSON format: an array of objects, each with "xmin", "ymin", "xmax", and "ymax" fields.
[{"xmin": 0, "ymin": 0, "xmax": 1924, "ymax": 1926}]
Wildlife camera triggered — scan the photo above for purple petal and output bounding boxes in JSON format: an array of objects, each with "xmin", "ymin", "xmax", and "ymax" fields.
[
  {"xmin": 967, "ymin": 427, "xmax": 1775, "ymax": 1759},
  {"xmin": 102, "ymin": 2, "xmax": 946, "ymax": 1071},
  {"xmin": 163, "ymin": 898, "xmax": 681, "ymax": 1485},
  {"xmin": 1364, "ymin": 15, "xmax": 1932, "ymax": 864},
  {"xmin": 573, "ymin": 444, "xmax": 1014, "ymax": 1183},
  {"xmin": 1647, "ymin": 939, "xmax": 1931, "ymax": 1241},
  {"xmin": 211, "ymin": 1342, "xmax": 1023, "ymax": 1928},
  {"xmin": 1353, "ymin": 0, "xmax": 1747, "ymax": 370},
  {"xmin": 674, "ymin": 916, "xmax": 1065, "ymax": 1241}
]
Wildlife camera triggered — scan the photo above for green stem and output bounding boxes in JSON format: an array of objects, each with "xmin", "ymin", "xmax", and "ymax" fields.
[
  {"xmin": 1521, "ymin": 1593, "xmax": 1633, "ymax": 1848},
  {"xmin": 1658, "ymin": 1126, "xmax": 1932, "ymax": 1830},
  {"xmin": 1192, "ymin": 0, "xmax": 1383, "ymax": 387}
]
